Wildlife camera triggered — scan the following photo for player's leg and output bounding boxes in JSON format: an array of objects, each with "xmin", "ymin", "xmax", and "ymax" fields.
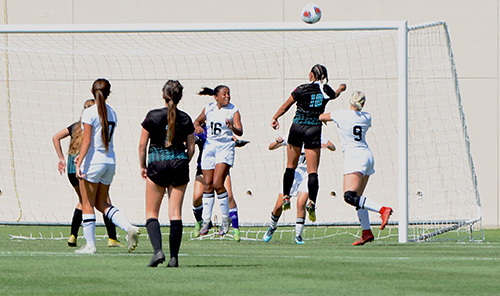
[
  {"xmin": 304, "ymin": 147, "xmax": 320, "ymax": 221},
  {"xmin": 166, "ymin": 183, "xmax": 187, "ymax": 267},
  {"xmin": 144, "ymin": 178, "xmax": 166, "ymax": 267},
  {"xmin": 283, "ymin": 144, "xmax": 301, "ymax": 209},
  {"xmin": 263, "ymin": 193, "xmax": 284, "ymax": 242},
  {"xmin": 226, "ymin": 175, "xmax": 240, "ymax": 242},
  {"xmin": 192, "ymin": 172, "xmax": 205, "ymax": 237},
  {"xmin": 76, "ymin": 178, "xmax": 98, "ymax": 254},
  {"xmin": 104, "ymin": 194, "xmax": 123, "ymax": 247},
  {"xmin": 343, "ymin": 173, "xmax": 374, "ymax": 245},
  {"xmin": 201, "ymin": 169, "xmax": 215, "ymax": 235},
  {"xmin": 295, "ymin": 191, "xmax": 308, "ymax": 244},
  {"xmin": 213, "ymin": 163, "xmax": 231, "ymax": 235},
  {"xmin": 68, "ymin": 182, "xmax": 83, "ymax": 247}
]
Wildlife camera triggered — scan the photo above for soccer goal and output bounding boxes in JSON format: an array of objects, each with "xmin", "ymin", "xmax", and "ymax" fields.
[{"xmin": 0, "ymin": 21, "xmax": 482, "ymax": 243}]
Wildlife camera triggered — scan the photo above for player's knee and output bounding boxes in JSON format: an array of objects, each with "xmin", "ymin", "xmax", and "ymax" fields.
[{"xmin": 344, "ymin": 191, "xmax": 360, "ymax": 208}]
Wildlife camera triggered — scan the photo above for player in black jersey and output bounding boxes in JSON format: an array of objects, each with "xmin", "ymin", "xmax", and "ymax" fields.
[
  {"xmin": 139, "ymin": 80, "xmax": 195, "ymax": 268},
  {"xmin": 271, "ymin": 64, "xmax": 346, "ymax": 220}
]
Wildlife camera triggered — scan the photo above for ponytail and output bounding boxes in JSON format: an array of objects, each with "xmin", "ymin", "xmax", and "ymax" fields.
[
  {"xmin": 198, "ymin": 85, "xmax": 229, "ymax": 97},
  {"xmin": 310, "ymin": 64, "xmax": 329, "ymax": 84},
  {"xmin": 91, "ymin": 78, "xmax": 111, "ymax": 151},
  {"xmin": 163, "ymin": 80, "xmax": 184, "ymax": 147}
]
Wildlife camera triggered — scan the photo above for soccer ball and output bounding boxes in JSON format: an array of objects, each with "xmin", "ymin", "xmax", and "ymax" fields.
[{"xmin": 301, "ymin": 3, "xmax": 322, "ymax": 24}]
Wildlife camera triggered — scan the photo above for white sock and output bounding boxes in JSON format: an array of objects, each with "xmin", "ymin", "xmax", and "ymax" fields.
[
  {"xmin": 361, "ymin": 197, "xmax": 383, "ymax": 213},
  {"xmin": 357, "ymin": 208, "xmax": 371, "ymax": 230},
  {"xmin": 82, "ymin": 214, "xmax": 96, "ymax": 247},
  {"xmin": 217, "ymin": 191, "xmax": 229, "ymax": 220},
  {"xmin": 295, "ymin": 217, "xmax": 305, "ymax": 237},
  {"xmin": 105, "ymin": 206, "xmax": 132, "ymax": 232},
  {"xmin": 202, "ymin": 193, "xmax": 215, "ymax": 223},
  {"xmin": 270, "ymin": 213, "xmax": 279, "ymax": 229}
]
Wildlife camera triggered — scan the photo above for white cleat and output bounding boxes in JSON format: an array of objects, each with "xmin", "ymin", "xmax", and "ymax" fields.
[
  {"xmin": 75, "ymin": 244, "xmax": 97, "ymax": 254},
  {"xmin": 127, "ymin": 226, "xmax": 140, "ymax": 252}
]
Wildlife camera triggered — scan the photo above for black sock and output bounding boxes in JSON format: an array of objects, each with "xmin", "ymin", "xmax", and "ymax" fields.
[
  {"xmin": 70, "ymin": 208, "xmax": 82, "ymax": 237},
  {"xmin": 308, "ymin": 173, "xmax": 319, "ymax": 203},
  {"xmin": 146, "ymin": 218, "xmax": 162, "ymax": 253},
  {"xmin": 283, "ymin": 168, "xmax": 296, "ymax": 196},
  {"xmin": 169, "ymin": 220, "xmax": 183, "ymax": 259},
  {"xmin": 193, "ymin": 204, "xmax": 203, "ymax": 222}
]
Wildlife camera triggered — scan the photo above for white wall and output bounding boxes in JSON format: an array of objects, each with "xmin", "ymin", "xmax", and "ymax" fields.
[{"xmin": 1, "ymin": 0, "xmax": 498, "ymax": 227}]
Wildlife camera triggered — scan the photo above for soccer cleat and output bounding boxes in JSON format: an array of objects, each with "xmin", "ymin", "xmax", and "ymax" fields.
[
  {"xmin": 192, "ymin": 220, "xmax": 203, "ymax": 238},
  {"xmin": 67, "ymin": 234, "xmax": 77, "ymax": 247},
  {"xmin": 126, "ymin": 226, "xmax": 140, "ymax": 252},
  {"xmin": 75, "ymin": 244, "xmax": 97, "ymax": 254},
  {"xmin": 232, "ymin": 228, "xmax": 241, "ymax": 242},
  {"xmin": 306, "ymin": 200, "xmax": 316, "ymax": 222},
  {"xmin": 352, "ymin": 229, "xmax": 375, "ymax": 246},
  {"xmin": 200, "ymin": 221, "xmax": 213, "ymax": 236},
  {"xmin": 234, "ymin": 139, "xmax": 250, "ymax": 147},
  {"xmin": 295, "ymin": 235, "xmax": 305, "ymax": 245},
  {"xmin": 379, "ymin": 206, "xmax": 393, "ymax": 230},
  {"xmin": 147, "ymin": 250, "xmax": 166, "ymax": 267},
  {"xmin": 219, "ymin": 217, "xmax": 231, "ymax": 236},
  {"xmin": 167, "ymin": 257, "xmax": 178, "ymax": 268},
  {"xmin": 108, "ymin": 238, "xmax": 125, "ymax": 248},
  {"xmin": 282, "ymin": 195, "xmax": 291, "ymax": 211},
  {"xmin": 263, "ymin": 226, "xmax": 277, "ymax": 242}
]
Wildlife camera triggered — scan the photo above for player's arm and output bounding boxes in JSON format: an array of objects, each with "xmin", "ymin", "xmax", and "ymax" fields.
[
  {"xmin": 193, "ymin": 108, "xmax": 206, "ymax": 135},
  {"xmin": 52, "ymin": 128, "xmax": 70, "ymax": 175},
  {"xmin": 228, "ymin": 110, "xmax": 243, "ymax": 137},
  {"xmin": 75, "ymin": 123, "xmax": 92, "ymax": 179},
  {"xmin": 333, "ymin": 84, "xmax": 347, "ymax": 98},
  {"xmin": 271, "ymin": 95, "xmax": 296, "ymax": 130},
  {"xmin": 319, "ymin": 112, "xmax": 333, "ymax": 123},
  {"xmin": 268, "ymin": 136, "xmax": 285, "ymax": 150},
  {"xmin": 138, "ymin": 127, "xmax": 150, "ymax": 180},
  {"xmin": 186, "ymin": 132, "xmax": 195, "ymax": 162},
  {"xmin": 325, "ymin": 140, "xmax": 336, "ymax": 151}
]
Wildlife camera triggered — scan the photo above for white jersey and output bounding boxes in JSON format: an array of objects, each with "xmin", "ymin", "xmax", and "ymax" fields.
[
  {"xmin": 204, "ymin": 101, "xmax": 239, "ymax": 144},
  {"xmin": 329, "ymin": 109, "xmax": 371, "ymax": 152},
  {"xmin": 80, "ymin": 104, "xmax": 117, "ymax": 165}
]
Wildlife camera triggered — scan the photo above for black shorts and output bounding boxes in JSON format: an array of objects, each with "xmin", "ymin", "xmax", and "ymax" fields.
[
  {"xmin": 147, "ymin": 159, "xmax": 190, "ymax": 188},
  {"xmin": 67, "ymin": 173, "xmax": 79, "ymax": 187},
  {"xmin": 287, "ymin": 123, "xmax": 322, "ymax": 149}
]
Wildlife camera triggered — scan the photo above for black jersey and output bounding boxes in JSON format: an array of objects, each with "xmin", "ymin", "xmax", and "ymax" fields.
[
  {"xmin": 141, "ymin": 107, "xmax": 195, "ymax": 163},
  {"xmin": 291, "ymin": 82, "xmax": 336, "ymax": 125}
]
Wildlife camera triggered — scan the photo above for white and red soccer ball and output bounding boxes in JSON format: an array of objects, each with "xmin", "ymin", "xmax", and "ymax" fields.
[{"xmin": 301, "ymin": 3, "xmax": 322, "ymax": 24}]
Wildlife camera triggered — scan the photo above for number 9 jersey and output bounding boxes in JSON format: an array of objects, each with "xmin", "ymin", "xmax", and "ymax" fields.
[
  {"xmin": 329, "ymin": 109, "xmax": 371, "ymax": 152},
  {"xmin": 204, "ymin": 101, "xmax": 239, "ymax": 143}
]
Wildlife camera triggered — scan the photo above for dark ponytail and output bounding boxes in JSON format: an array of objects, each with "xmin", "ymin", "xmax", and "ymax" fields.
[
  {"xmin": 198, "ymin": 85, "xmax": 229, "ymax": 97},
  {"xmin": 310, "ymin": 64, "xmax": 329, "ymax": 84},
  {"xmin": 91, "ymin": 78, "xmax": 111, "ymax": 151},
  {"xmin": 163, "ymin": 80, "xmax": 184, "ymax": 147}
]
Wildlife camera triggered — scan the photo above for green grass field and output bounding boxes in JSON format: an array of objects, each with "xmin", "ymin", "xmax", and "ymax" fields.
[{"xmin": 1, "ymin": 226, "xmax": 499, "ymax": 295}]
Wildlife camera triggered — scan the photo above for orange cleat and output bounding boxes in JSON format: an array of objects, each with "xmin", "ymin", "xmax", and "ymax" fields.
[
  {"xmin": 379, "ymin": 207, "xmax": 393, "ymax": 230},
  {"xmin": 352, "ymin": 229, "xmax": 375, "ymax": 246}
]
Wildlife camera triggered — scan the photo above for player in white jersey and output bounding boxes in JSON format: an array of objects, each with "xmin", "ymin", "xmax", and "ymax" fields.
[
  {"xmin": 193, "ymin": 85, "xmax": 243, "ymax": 239},
  {"xmin": 319, "ymin": 91, "xmax": 393, "ymax": 246},
  {"xmin": 74, "ymin": 78, "xmax": 140, "ymax": 254},
  {"xmin": 263, "ymin": 134, "xmax": 335, "ymax": 244}
]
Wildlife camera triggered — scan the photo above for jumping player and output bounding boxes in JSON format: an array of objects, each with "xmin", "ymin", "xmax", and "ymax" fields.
[
  {"xmin": 271, "ymin": 64, "xmax": 346, "ymax": 220},
  {"xmin": 139, "ymin": 80, "xmax": 195, "ymax": 267},
  {"xmin": 52, "ymin": 99, "xmax": 123, "ymax": 248},
  {"xmin": 263, "ymin": 135, "xmax": 335, "ymax": 244},
  {"xmin": 319, "ymin": 91, "xmax": 393, "ymax": 245},
  {"xmin": 75, "ymin": 78, "xmax": 140, "ymax": 254},
  {"xmin": 193, "ymin": 85, "xmax": 243, "ymax": 239}
]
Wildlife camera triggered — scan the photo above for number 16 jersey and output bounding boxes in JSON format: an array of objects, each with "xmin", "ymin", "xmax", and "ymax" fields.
[{"xmin": 204, "ymin": 101, "xmax": 239, "ymax": 144}]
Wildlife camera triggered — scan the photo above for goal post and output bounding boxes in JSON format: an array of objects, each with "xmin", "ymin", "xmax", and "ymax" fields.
[{"xmin": 0, "ymin": 21, "xmax": 482, "ymax": 243}]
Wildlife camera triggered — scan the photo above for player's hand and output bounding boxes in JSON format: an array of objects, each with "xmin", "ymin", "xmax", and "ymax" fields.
[
  {"xmin": 75, "ymin": 165, "xmax": 85, "ymax": 180},
  {"xmin": 338, "ymin": 83, "xmax": 347, "ymax": 92},
  {"xmin": 225, "ymin": 119, "xmax": 233, "ymax": 129},
  {"xmin": 140, "ymin": 168, "xmax": 148, "ymax": 180},
  {"xmin": 271, "ymin": 119, "xmax": 279, "ymax": 130},
  {"xmin": 275, "ymin": 136, "xmax": 284, "ymax": 143},
  {"xmin": 57, "ymin": 159, "xmax": 66, "ymax": 175},
  {"xmin": 194, "ymin": 125, "xmax": 204, "ymax": 134}
]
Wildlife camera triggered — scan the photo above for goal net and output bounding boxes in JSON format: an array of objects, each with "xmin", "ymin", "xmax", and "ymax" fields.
[{"xmin": 0, "ymin": 21, "xmax": 482, "ymax": 242}]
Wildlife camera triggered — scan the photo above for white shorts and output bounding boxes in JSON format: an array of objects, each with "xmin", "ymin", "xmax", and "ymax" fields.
[
  {"xmin": 280, "ymin": 165, "xmax": 308, "ymax": 196},
  {"xmin": 201, "ymin": 140, "xmax": 235, "ymax": 170},
  {"xmin": 343, "ymin": 148, "xmax": 375, "ymax": 176},
  {"xmin": 81, "ymin": 163, "xmax": 116, "ymax": 185}
]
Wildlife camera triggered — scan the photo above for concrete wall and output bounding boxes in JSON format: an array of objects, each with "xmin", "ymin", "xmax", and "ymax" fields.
[{"xmin": 1, "ymin": 0, "xmax": 498, "ymax": 227}]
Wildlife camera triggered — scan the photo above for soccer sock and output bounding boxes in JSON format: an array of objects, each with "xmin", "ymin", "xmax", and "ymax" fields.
[
  {"xmin": 105, "ymin": 206, "xmax": 132, "ymax": 232},
  {"xmin": 146, "ymin": 218, "xmax": 162, "ymax": 253},
  {"xmin": 270, "ymin": 213, "xmax": 280, "ymax": 229},
  {"xmin": 202, "ymin": 193, "xmax": 215, "ymax": 223},
  {"xmin": 307, "ymin": 173, "xmax": 319, "ymax": 204},
  {"xmin": 103, "ymin": 214, "xmax": 117, "ymax": 240},
  {"xmin": 169, "ymin": 220, "xmax": 183, "ymax": 259},
  {"xmin": 295, "ymin": 217, "xmax": 305, "ymax": 237},
  {"xmin": 361, "ymin": 197, "xmax": 383, "ymax": 213},
  {"xmin": 357, "ymin": 208, "xmax": 371, "ymax": 230},
  {"xmin": 82, "ymin": 214, "xmax": 96, "ymax": 247},
  {"xmin": 70, "ymin": 208, "xmax": 82, "ymax": 237},
  {"xmin": 229, "ymin": 207, "xmax": 239, "ymax": 229},
  {"xmin": 283, "ymin": 168, "xmax": 296, "ymax": 196},
  {"xmin": 193, "ymin": 204, "xmax": 203, "ymax": 223},
  {"xmin": 217, "ymin": 191, "xmax": 230, "ymax": 220}
]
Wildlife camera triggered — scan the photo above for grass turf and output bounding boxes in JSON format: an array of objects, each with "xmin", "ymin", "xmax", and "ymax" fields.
[{"xmin": 1, "ymin": 226, "xmax": 499, "ymax": 295}]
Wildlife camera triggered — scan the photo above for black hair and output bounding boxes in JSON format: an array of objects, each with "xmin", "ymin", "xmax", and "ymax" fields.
[
  {"xmin": 198, "ymin": 85, "xmax": 229, "ymax": 96},
  {"xmin": 310, "ymin": 64, "xmax": 329, "ymax": 83}
]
